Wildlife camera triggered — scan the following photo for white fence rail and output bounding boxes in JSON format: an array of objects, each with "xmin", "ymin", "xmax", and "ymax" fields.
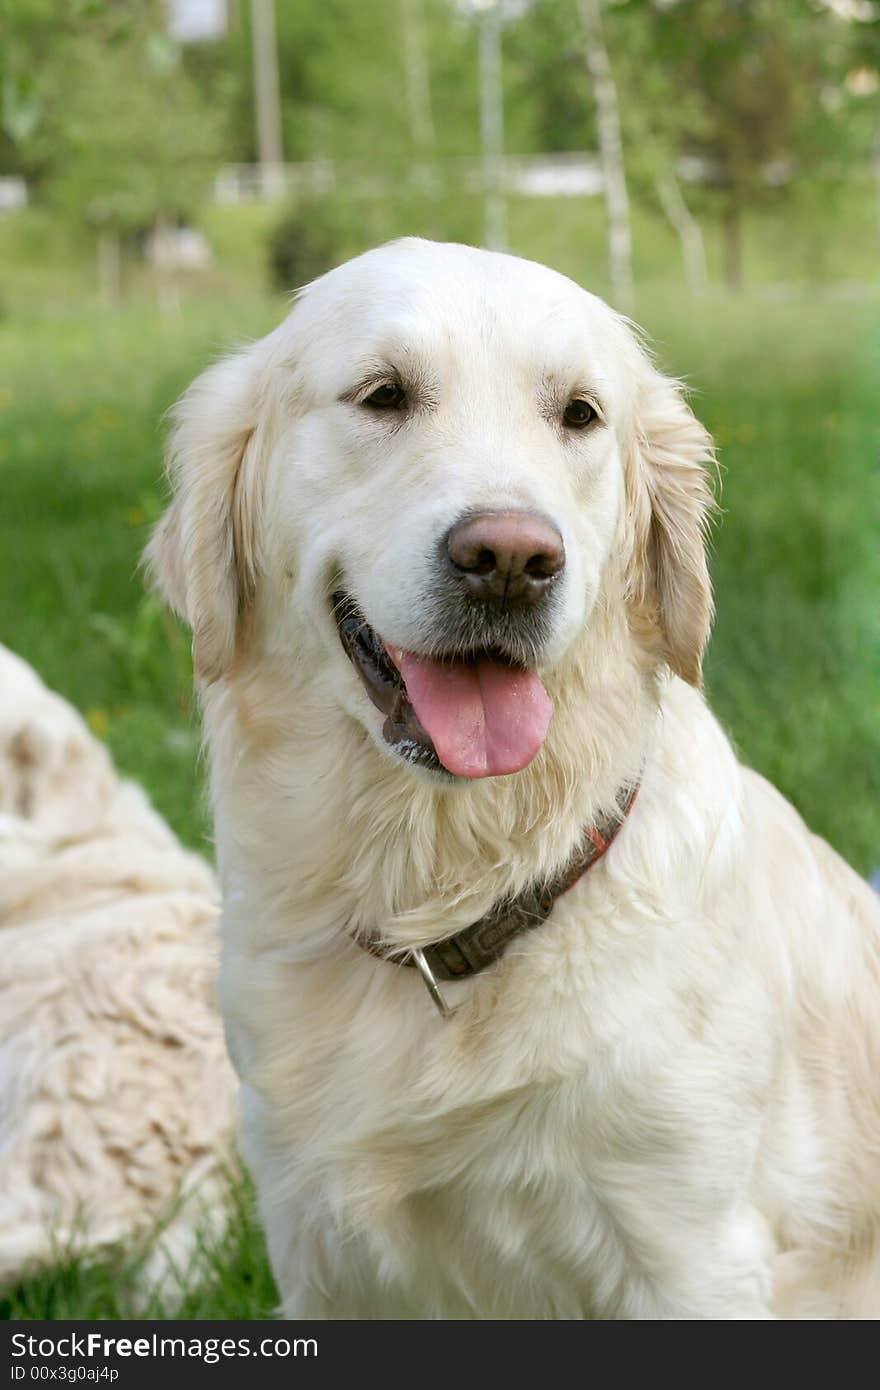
[{"xmin": 213, "ymin": 152, "xmax": 606, "ymax": 205}]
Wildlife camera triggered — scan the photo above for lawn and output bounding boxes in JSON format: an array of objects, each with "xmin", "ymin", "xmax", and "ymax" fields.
[{"xmin": 1, "ymin": 280, "xmax": 877, "ymax": 1317}]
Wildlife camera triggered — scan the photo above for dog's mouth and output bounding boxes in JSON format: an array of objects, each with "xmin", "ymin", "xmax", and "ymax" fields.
[{"xmin": 332, "ymin": 592, "xmax": 553, "ymax": 779}]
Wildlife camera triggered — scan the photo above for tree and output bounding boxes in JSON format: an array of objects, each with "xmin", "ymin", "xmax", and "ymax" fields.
[
  {"xmin": 578, "ymin": 0, "xmax": 633, "ymax": 308},
  {"xmin": 45, "ymin": 27, "xmax": 222, "ymax": 304},
  {"xmin": 619, "ymin": 0, "xmax": 859, "ymax": 289},
  {"xmin": 2, "ymin": 2, "xmax": 223, "ymax": 305},
  {"xmin": 400, "ymin": 0, "xmax": 436, "ymax": 154}
]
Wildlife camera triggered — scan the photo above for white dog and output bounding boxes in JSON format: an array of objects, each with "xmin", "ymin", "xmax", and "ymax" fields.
[
  {"xmin": 0, "ymin": 644, "xmax": 235, "ymax": 1289},
  {"xmin": 148, "ymin": 239, "xmax": 880, "ymax": 1319}
]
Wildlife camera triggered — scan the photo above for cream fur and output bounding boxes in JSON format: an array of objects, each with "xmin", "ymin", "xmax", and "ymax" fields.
[
  {"xmin": 0, "ymin": 645, "xmax": 236, "ymax": 1288},
  {"xmin": 149, "ymin": 239, "xmax": 880, "ymax": 1319}
]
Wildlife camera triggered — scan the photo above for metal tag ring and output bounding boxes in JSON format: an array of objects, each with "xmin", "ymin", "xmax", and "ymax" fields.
[{"xmin": 410, "ymin": 948, "xmax": 457, "ymax": 1019}]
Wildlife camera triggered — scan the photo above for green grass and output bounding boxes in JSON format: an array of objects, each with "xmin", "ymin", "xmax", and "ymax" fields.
[
  {"xmin": 0, "ymin": 1175, "xmax": 278, "ymax": 1321},
  {"xmin": 667, "ymin": 290, "xmax": 880, "ymax": 872},
  {"xmin": 0, "ymin": 278, "xmax": 877, "ymax": 1318},
  {"xmin": 0, "ymin": 298, "xmax": 278, "ymax": 848}
]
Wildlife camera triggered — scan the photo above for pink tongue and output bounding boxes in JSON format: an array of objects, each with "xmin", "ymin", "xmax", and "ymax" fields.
[{"xmin": 391, "ymin": 650, "xmax": 553, "ymax": 779}]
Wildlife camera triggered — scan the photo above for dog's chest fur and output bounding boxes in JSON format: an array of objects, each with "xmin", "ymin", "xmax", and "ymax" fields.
[
  {"xmin": 228, "ymin": 905, "xmax": 779, "ymax": 1319},
  {"xmin": 214, "ymin": 681, "xmax": 814, "ymax": 1318}
]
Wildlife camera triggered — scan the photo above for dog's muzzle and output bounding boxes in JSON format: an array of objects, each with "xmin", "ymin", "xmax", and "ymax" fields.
[{"xmin": 332, "ymin": 512, "xmax": 566, "ymax": 780}]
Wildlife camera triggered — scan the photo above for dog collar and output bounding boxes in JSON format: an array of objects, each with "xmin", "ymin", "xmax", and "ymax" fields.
[{"xmin": 363, "ymin": 781, "xmax": 639, "ymax": 1017}]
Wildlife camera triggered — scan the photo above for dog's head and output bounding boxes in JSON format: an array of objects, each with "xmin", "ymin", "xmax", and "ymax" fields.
[{"xmin": 147, "ymin": 239, "xmax": 714, "ymax": 782}]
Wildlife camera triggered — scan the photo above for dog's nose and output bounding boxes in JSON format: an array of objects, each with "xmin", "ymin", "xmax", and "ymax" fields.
[{"xmin": 445, "ymin": 511, "xmax": 565, "ymax": 606}]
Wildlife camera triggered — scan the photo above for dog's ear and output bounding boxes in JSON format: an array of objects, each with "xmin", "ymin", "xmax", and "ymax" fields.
[
  {"xmin": 624, "ymin": 353, "xmax": 716, "ymax": 687},
  {"xmin": 145, "ymin": 347, "xmax": 268, "ymax": 684}
]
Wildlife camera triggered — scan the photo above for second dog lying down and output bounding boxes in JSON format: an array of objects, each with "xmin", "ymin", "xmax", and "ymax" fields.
[{"xmin": 0, "ymin": 644, "xmax": 235, "ymax": 1289}]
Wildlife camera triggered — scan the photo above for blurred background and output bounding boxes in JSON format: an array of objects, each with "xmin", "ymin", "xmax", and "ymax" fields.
[{"xmin": 0, "ymin": 0, "xmax": 878, "ymax": 1318}]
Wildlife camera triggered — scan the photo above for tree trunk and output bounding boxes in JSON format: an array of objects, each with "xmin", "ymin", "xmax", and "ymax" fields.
[
  {"xmin": 478, "ymin": 3, "xmax": 506, "ymax": 253},
  {"xmin": 96, "ymin": 229, "xmax": 122, "ymax": 308},
  {"xmin": 578, "ymin": 0, "xmax": 633, "ymax": 311},
  {"xmin": 400, "ymin": 0, "xmax": 435, "ymax": 153},
  {"xmin": 251, "ymin": 0, "xmax": 284, "ymax": 198},
  {"xmin": 400, "ymin": 0, "xmax": 440, "ymax": 205},
  {"xmin": 722, "ymin": 201, "xmax": 743, "ymax": 291},
  {"xmin": 654, "ymin": 171, "xmax": 709, "ymax": 299},
  {"xmin": 873, "ymin": 124, "xmax": 880, "ymax": 250},
  {"xmin": 150, "ymin": 215, "xmax": 180, "ymax": 316}
]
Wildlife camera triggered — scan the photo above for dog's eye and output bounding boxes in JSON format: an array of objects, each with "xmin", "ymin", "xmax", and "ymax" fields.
[
  {"xmin": 563, "ymin": 397, "xmax": 597, "ymax": 429},
  {"xmin": 364, "ymin": 383, "xmax": 407, "ymax": 411}
]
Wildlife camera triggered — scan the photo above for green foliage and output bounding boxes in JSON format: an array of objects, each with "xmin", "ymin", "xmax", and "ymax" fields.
[
  {"xmin": 268, "ymin": 196, "xmax": 352, "ymax": 290},
  {"xmin": 1, "ymin": 73, "xmax": 41, "ymax": 145},
  {"xmin": 268, "ymin": 0, "xmax": 479, "ymax": 164},
  {"xmin": 267, "ymin": 184, "xmax": 486, "ymax": 292},
  {"xmin": 2, "ymin": 0, "xmax": 877, "ymax": 301},
  {"xmin": 2, "ymin": 1, "xmax": 221, "ymax": 240},
  {"xmin": 43, "ymin": 33, "xmax": 222, "ymax": 235},
  {"xmin": 603, "ymin": 0, "xmax": 880, "ymax": 281},
  {"xmin": 507, "ymin": 0, "xmax": 596, "ymax": 153}
]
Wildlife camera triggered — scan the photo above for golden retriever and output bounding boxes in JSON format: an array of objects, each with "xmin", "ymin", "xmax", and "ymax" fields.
[
  {"xmin": 148, "ymin": 239, "xmax": 880, "ymax": 1319},
  {"xmin": 0, "ymin": 643, "xmax": 235, "ymax": 1288}
]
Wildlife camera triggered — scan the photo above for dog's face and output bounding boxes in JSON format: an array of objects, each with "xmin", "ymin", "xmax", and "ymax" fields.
[{"xmin": 149, "ymin": 239, "xmax": 714, "ymax": 782}]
